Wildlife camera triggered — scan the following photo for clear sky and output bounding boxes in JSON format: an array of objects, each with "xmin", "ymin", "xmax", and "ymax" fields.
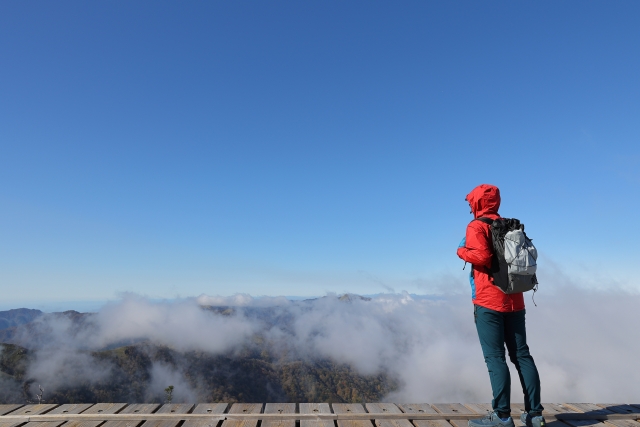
[{"xmin": 1, "ymin": 1, "xmax": 639, "ymax": 307}]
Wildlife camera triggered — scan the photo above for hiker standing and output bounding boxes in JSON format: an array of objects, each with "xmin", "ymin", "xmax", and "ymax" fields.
[{"xmin": 457, "ymin": 184, "xmax": 545, "ymax": 427}]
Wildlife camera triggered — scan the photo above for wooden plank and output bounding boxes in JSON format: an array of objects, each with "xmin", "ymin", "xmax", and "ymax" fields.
[
  {"xmin": 60, "ymin": 422, "xmax": 104, "ymax": 427},
  {"xmin": 561, "ymin": 404, "xmax": 608, "ymax": 427},
  {"xmin": 543, "ymin": 404, "xmax": 578, "ymax": 415},
  {"xmin": 97, "ymin": 421, "xmax": 143, "ymax": 427},
  {"xmin": 300, "ymin": 403, "xmax": 333, "ymax": 427},
  {"xmin": 102, "ymin": 404, "xmax": 159, "ymax": 427},
  {"xmin": 333, "ymin": 405, "xmax": 367, "ymax": 415},
  {"xmin": 300, "ymin": 404, "xmax": 331, "ymax": 413},
  {"xmin": 605, "ymin": 420, "xmax": 640, "ymax": 427},
  {"xmin": 183, "ymin": 404, "xmax": 228, "ymax": 427},
  {"xmin": 399, "ymin": 406, "xmax": 449, "ymax": 427},
  {"xmin": 138, "ymin": 420, "xmax": 181, "ymax": 427},
  {"xmin": 0, "ymin": 406, "xmax": 24, "ymax": 416},
  {"xmin": 333, "ymin": 404, "xmax": 371, "ymax": 427},
  {"xmin": 367, "ymin": 404, "xmax": 412, "ymax": 427},
  {"xmin": 221, "ymin": 404, "xmax": 263, "ymax": 427},
  {"xmin": 511, "ymin": 403, "xmax": 563, "ymax": 419},
  {"xmin": 119, "ymin": 405, "xmax": 160, "ymax": 415},
  {"xmin": 597, "ymin": 406, "xmax": 640, "ymax": 415},
  {"xmin": 450, "ymin": 419, "xmax": 521, "ymax": 427},
  {"xmin": 49, "ymin": 405, "xmax": 93, "ymax": 415},
  {"xmin": 22, "ymin": 422, "xmax": 65, "ymax": 427},
  {"xmin": 366, "ymin": 405, "xmax": 403, "ymax": 415},
  {"xmin": 262, "ymin": 404, "xmax": 296, "ymax": 427},
  {"xmin": 562, "ymin": 421, "xmax": 604, "ymax": 427},
  {"xmin": 81, "ymin": 404, "xmax": 127, "ymax": 414},
  {"xmin": 511, "ymin": 404, "xmax": 528, "ymax": 415},
  {"xmin": 431, "ymin": 405, "xmax": 475, "ymax": 416},
  {"xmin": 333, "ymin": 404, "xmax": 372, "ymax": 427},
  {"xmin": 264, "ymin": 404, "xmax": 296, "ymax": 415},
  {"xmin": 156, "ymin": 405, "xmax": 195, "ymax": 414},
  {"xmin": 397, "ymin": 405, "xmax": 437, "ymax": 415},
  {"xmin": 412, "ymin": 421, "xmax": 454, "ymax": 427},
  {"xmin": 182, "ymin": 419, "xmax": 222, "ymax": 427},
  {"xmin": 226, "ymin": 404, "xmax": 263, "ymax": 414},
  {"xmin": 462, "ymin": 404, "xmax": 492, "ymax": 415},
  {"xmin": 565, "ymin": 405, "xmax": 614, "ymax": 416},
  {"xmin": 191, "ymin": 404, "xmax": 228, "ymax": 415},
  {"xmin": 9, "ymin": 405, "xmax": 59, "ymax": 416},
  {"xmin": 142, "ymin": 405, "xmax": 192, "ymax": 427}
]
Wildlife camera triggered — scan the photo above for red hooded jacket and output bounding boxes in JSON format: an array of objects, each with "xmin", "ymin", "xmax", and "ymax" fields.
[{"xmin": 456, "ymin": 184, "xmax": 525, "ymax": 312}]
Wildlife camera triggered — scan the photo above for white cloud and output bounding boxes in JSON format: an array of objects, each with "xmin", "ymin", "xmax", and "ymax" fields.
[{"xmin": 10, "ymin": 282, "xmax": 640, "ymax": 403}]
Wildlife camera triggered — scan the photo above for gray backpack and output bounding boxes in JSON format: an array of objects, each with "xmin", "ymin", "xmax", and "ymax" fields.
[{"xmin": 476, "ymin": 217, "xmax": 538, "ymax": 294}]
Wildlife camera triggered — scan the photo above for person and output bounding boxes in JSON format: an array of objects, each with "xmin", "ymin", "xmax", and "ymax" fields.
[{"xmin": 457, "ymin": 184, "xmax": 545, "ymax": 427}]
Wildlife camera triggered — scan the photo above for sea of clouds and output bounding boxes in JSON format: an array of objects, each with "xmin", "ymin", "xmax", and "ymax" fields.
[{"xmin": 5, "ymin": 273, "xmax": 639, "ymax": 404}]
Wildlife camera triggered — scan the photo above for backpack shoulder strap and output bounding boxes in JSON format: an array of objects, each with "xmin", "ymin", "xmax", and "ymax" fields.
[{"xmin": 475, "ymin": 217, "xmax": 494, "ymax": 226}]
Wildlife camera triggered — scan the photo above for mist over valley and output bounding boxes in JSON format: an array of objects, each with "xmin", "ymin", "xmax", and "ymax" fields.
[{"xmin": 1, "ymin": 287, "xmax": 638, "ymax": 405}]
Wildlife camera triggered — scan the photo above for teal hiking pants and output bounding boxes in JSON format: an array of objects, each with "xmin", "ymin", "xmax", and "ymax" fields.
[{"xmin": 474, "ymin": 305, "xmax": 543, "ymax": 416}]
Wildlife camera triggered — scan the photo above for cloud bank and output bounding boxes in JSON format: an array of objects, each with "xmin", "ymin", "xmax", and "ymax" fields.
[{"xmin": 5, "ymin": 285, "xmax": 639, "ymax": 403}]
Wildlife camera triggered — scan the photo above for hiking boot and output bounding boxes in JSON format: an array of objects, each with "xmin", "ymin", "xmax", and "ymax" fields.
[
  {"xmin": 520, "ymin": 412, "xmax": 545, "ymax": 427},
  {"xmin": 468, "ymin": 412, "xmax": 515, "ymax": 427}
]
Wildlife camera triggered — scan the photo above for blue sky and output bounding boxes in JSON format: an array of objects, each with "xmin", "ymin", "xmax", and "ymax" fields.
[{"xmin": 1, "ymin": 1, "xmax": 639, "ymax": 308}]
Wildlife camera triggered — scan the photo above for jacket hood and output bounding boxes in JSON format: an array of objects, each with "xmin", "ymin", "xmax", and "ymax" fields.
[{"xmin": 466, "ymin": 184, "xmax": 500, "ymax": 218}]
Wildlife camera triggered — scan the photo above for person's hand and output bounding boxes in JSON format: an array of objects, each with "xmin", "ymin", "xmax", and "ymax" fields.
[{"xmin": 458, "ymin": 237, "xmax": 466, "ymax": 248}]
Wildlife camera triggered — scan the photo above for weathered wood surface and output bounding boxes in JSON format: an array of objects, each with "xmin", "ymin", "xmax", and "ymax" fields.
[
  {"xmin": 562, "ymin": 421, "xmax": 603, "ymax": 427},
  {"xmin": 59, "ymin": 422, "xmax": 104, "ymax": 427},
  {"xmin": 102, "ymin": 403, "xmax": 159, "ymax": 427},
  {"xmin": 0, "ymin": 407, "xmax": 24, "ymax": 417},
  {"xmin": 262, "ymin": 403, "xmax": 296, "ymax": 427},
  {"xmin": 8, "ymin": 405, "xmax": 58, "ymax": 416},
  {"xmin": 403, "ymin": 406, "xmax": 453, "ymax": 427},
  {"xmin": 3, "ymin": 403, "xmax": 640, "ymax": 426},
  {"xmin": 413, "ymin": 421, "xmax": 454, "ymax": 427},
  {"xmin": 545, "ymin": 405, "xmax": 578, "ymax": 415},
  {"xmin": 48, "ymin": 405, "xmax": 94, "ymax": 415},
  {"xmin": 605, "ymin": 420, "xmax": 640, "ymax": 427},
  {"xmin": 140, "ymin": 404, "xmax": 192, "ymax": 427},
  {"xmin": 333, "ymin": 403, "xmax": 372, "ymax": 427},
  {"xmin": 191, "ymin": 404, "xmax": 228, "ymax": 415},
  {"xmin": 156, "ymin": 404, "xmax": 195, "ymax": 414},
  {"xmin": 566, "ymin": 404, "xmax": 613, "ymax": 416},
  {"xmin": 119, "ymin": 405, "xmax": 160, "ymax": 415},
  {"xmin": 401, "ymin": 404, "xmax": 447, "ymax": 427},
  {"xmin": 462, "ymin": 404, "xmax": 491, "ymax": 415},
  {"xmin": 20, "ymin": 422, "xmax": 66, "ymax": 427},
  {"xmin": 300, "ymin": 403, "xmax": 333, "ymax": 427},
  {"xmin": 397, "ymin": 405, "xmax": 437, "ymax": 415},
  {"xmin": 222, "ymin": 403, "xmax": 262, "ymax": 427},
  {"xmin": 563, "ymin": 403, "xmax": 607, "ymax": 427},
  {"xmin": 82, "ymin": 404, "xmax": 127, "ymax": 415},
  {"xmin": 598, "ymin": 406, "xmax": 640, "ymax": 415},
  {"xmin": 366, "ymin": 403, "xmax": 412, "ymax": 427},
  {"xmin": 448, "ymin": 419, "xmax": 469, "ymax": 427},
  {"xmin": 431, "ymin": 405, "xmax": 475, "ymax": 416},
  {"xmin": 429, "ymin": 403, "xmax": 477, "ymax": 427},
  {"xmin": 183, "ymin": 404, "xmax": 228, "ymax": 427}
]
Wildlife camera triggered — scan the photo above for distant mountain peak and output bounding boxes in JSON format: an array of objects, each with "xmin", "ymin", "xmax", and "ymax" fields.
[
  {"xmin": 338, "ymin": 293, "xmax": 371, "ymax": 302},
  {"xmin": 0, "ymin": 308, "xmax": 43, "ymax": 331}
]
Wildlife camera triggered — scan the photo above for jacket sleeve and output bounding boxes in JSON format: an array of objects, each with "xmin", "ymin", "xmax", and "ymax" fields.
[{"xmin": 456, "ymin": 221, "xmax": 492, "ymax": 268}]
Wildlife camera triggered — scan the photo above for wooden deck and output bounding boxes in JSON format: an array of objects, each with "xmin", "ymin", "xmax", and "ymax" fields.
[{"xmin": 2, "ymin": 403, "xmax": 640, "ymax": 427}]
